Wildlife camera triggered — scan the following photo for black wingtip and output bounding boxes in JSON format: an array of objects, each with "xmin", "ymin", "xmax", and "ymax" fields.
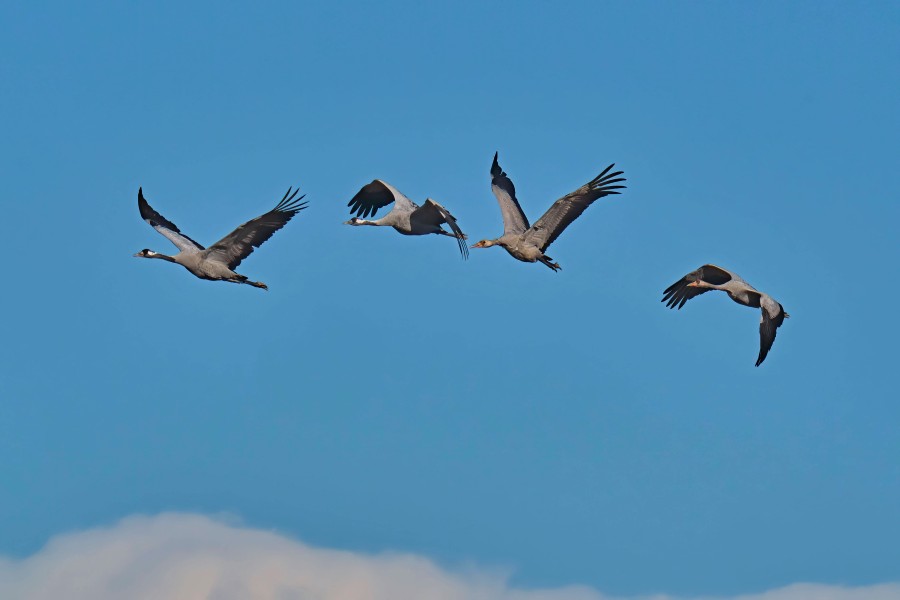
[
  {"xmin": 137, "ymin": 187, "xmax": 150, "ymax": 218},
  {"xmin": 274, "ymin": 186, "xmax": 308, "ymax": 213},
  {"xmin": 491, "ymin": 152, "xmax": 502, "ymax": 177}
]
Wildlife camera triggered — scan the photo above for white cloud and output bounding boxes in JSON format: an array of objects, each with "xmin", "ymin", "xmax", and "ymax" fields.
[{"xmin": 0, "ymin": 513, "xmax": 896, "ymax": 600}]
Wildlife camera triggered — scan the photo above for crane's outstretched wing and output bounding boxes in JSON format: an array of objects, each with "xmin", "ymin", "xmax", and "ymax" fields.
[
  {"xmin": 756, "ymin": 297, "xmax": 787, "ymax": 367},
  {"xmin": 490, "ymin": 152, "xmax": 530, "ymax": 235},
  {"xmin": 138, "ymin": 188, "xmax": 205, "ymax": 253},
  {"xmin": 523, "ymin": 163, "xmax": 626, "ymax": 251},
  {"xmin": 412, "ymin": 199, "xmax": 469, "ymax": 259},
  {"xmin": 348, "ymin": 180, "xmax": 416, "ymax": 218},
  {"xmin": 662, "ymin": 264, "xmax": 735, "ymax": 309},
  {"xmin": 203, "ymin": 187, "xmax": 307, "ymax": 269}
]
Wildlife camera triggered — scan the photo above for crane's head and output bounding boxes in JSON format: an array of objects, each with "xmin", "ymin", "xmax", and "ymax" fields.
[
  {"xmin": 470, "ymin": 239, "xmax": 496, "ymax": 249},
  {"xmin": 344, "ymin": 217, "xmax": 362, "ymax": 225},
  {"xmin": 133, "ymin": 249, "xmax": 157, "ymax": 258}
]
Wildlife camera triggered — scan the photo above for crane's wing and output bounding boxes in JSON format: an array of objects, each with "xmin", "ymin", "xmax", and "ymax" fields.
[
  {"xmin": 412, "ymin": 199, "xmax": 469, "ymax": 259},
  {"xmin": 138, "ymin": 188, "xmax": 205, "ymax": 253},
  {"xmin": 662, "ymin": 264, "xmax": 735, "ymax": 309},
  {"xmin": 523, "ymin": 163, "xmax": 626, "ymax": 251},
  {"xmin": 348, "ymin": 180, "xmax": 416, "ymax": 218},
  {"xmin": 490, "ymin": 152, "xmax": 530, "ymax": 235},
  {"xmin": 756, "ymin": 297, "xmax": 787, "ymax": 367},
  {"xmin": 203, "ymin": 187, "xmax": 307, "ymax": 269}
]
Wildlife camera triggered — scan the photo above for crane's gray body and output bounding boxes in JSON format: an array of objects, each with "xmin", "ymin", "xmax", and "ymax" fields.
[
  {"xmin": 492, "ymin": 234, "xmax": 546, "ymax": 263},
  {"xmin": 146, "ymin": 249, "xmax": 244, "ymax": 283},
  {"xmin": 718, "ymin": 272, "xmax": 758, "ymax": 306},
  {"xmin": 370, "ymin": 202, "xmax": 448, "ymax": 237}
]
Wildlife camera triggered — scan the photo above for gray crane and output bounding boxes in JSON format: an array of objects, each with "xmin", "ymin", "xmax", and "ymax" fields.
[
  {"xmin": 662, "ymin": 264, "xmax": 789, "ymax": 366},
  {"xmin": 133, "ymin": 186, "xmax": 307, "ymax": 290},
  {"xmin": 470, "ymin": 153, "xmax": 626, "ymax": 271},
  {"xmin": 344, "ymin": 180, "xmax": 468, "ymax": 259}
]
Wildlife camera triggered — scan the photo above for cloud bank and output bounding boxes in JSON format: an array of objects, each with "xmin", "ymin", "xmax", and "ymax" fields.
[{"xmin": 0, "ymin": 513, "xmax": 896, "ymax": 600}]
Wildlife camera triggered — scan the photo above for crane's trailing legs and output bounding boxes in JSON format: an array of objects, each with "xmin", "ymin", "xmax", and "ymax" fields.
[
  {"xmin": 540, "ymin": 256, "xmax": 561, "ymax": 272},
  {"xmin": 240, "ymin": 277, "xmax": 268, "ymax": 290}
]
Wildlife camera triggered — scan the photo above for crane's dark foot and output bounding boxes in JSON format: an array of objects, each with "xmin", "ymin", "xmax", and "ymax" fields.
[
  {"xmin": 248, "ymin": 280, "xmax": 268, "ymax": 290},
  {"xmin": 541, "ymin": 257, "xmax": 561, "ymax": 272}
]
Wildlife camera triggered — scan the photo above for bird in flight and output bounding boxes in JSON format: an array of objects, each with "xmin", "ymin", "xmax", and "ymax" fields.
[
  {"xmin": 134, "ymin": 186, "xmax": 307, "ymax": 290},
  {"xmin": 470, "ymin": 152, "xmax": 625, "ymax": 271},
  {"xmin": 662, "ymin": 264, "xmax": 789, "ymax": 366},
  {"xmin": 344, "ymin": 179, "xmax": 468, "ymax": 259}
]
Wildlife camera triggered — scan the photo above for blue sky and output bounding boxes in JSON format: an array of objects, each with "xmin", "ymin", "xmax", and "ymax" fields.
[{"xmin": 1, "ymin": 0, "xmax": 898, "ymax": 598}]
